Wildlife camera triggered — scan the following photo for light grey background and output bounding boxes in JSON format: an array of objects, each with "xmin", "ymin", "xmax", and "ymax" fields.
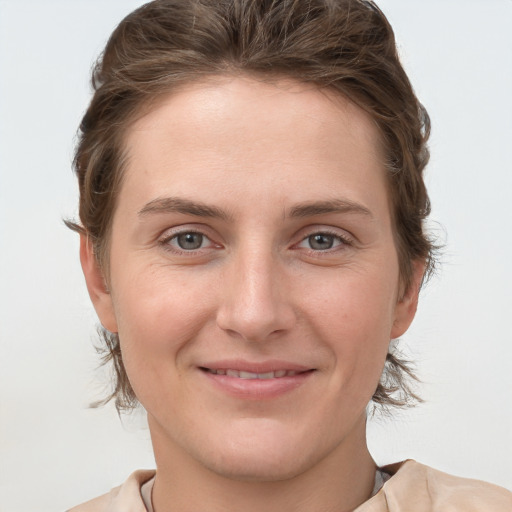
[{"xmin": 0, "ymin": 1, "xmax": 511, "ymax": 510}]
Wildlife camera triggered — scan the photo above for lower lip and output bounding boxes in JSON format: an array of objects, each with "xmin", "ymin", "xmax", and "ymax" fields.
[{"xmin": 200, "ymin": 370, "xmax": 314, "ymax": 399}]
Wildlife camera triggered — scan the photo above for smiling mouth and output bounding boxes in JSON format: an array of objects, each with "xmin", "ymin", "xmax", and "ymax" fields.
[
  {"xmin": 199, "ymin": 365, "xmax": 315, "ymax": 398},
  {"xmin": 200, "ymin": 368, "xmax": 309, "ymax": 379}
]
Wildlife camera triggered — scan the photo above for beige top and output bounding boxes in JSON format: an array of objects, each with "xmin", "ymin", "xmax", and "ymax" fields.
[{"xmin": 68, "ymin": 460, "xmax": 512, "ymax": 512}]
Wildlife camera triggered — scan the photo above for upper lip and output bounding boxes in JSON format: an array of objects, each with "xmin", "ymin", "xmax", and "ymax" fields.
[{"xmin": 199, "ymin": 359, "xmax": 313, "ymax": 374}]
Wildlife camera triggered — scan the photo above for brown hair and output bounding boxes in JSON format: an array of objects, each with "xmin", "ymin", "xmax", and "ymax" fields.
[{"xmin": 68, "ymin": 0, "xmax": 434, "ymax": 412}]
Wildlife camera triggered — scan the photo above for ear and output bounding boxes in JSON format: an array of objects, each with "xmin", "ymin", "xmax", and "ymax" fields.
[
  {"xmin": 80, "ymin": 234, "xmax": 118, "ymax": 333},
  {"xmin": 390, "ymin": 260, "xmax": 425, "ymax": 339}
]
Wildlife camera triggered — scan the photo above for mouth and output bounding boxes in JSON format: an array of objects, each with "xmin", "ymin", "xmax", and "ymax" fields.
[
  {"xmin": 198, "ymin": 362, "xmax": 315, "ymax": 399},
  {"xmin": 200, "ymin": 368, "xmax": 309, "ymax": 379}
]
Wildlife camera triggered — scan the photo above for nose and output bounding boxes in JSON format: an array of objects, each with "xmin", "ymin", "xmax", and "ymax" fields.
[{"xmin": 216, "ymin": 249, "xmax": 296, "ymax": 343}]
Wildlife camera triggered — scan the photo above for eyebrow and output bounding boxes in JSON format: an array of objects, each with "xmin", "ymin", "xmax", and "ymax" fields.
[
  {"xmin": 138, "ymin": 197, "xmax": 373, "ymax": 221},
  {"xmin": 288, "ymin": 199, "xmax": 373, "ymax": 219},
  {"xmin": 138, "ymin": 197, "xmax": 232, "ymax": 221}
]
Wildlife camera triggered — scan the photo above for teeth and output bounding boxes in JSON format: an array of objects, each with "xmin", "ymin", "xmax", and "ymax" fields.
[
  {"xmin": 208, "ymin": 369, "xmax": 301, "ymax": 379},
  {"xmin": 239, "ymin": 371, "xmax": 258, "ymax": 379}
]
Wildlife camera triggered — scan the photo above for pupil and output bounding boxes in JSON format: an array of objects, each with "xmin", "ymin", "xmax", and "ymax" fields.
[
  {"xmin": 177, "ymin": 233, "xmax": 203, "ymax": 250},
  {"xmin": 309, "ymin": 234, "xmax": 333, "ymax": 250}
]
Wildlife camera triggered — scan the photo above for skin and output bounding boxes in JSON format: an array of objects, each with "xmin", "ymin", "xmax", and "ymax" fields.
[{"xmin": 81, "ymin": 76, "xmax": 423, "ymax": 512}]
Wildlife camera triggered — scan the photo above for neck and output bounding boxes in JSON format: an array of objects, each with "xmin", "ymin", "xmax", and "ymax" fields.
[{"xmin": 149, "ymin": 414, "xmax": 376, "ymax": 512}]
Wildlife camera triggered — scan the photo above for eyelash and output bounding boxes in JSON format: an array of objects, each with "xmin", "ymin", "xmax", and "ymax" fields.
[
  {"xmin": 295, "ymin": 230, "xmax": 353, "ymax": 253},
  {"xmin": 159, "ymin": 229, "xmax": 217, "ymax": 254},
  {"xmin": 158, "ymin": 227, "xmax": 353, "ymax": 256}
]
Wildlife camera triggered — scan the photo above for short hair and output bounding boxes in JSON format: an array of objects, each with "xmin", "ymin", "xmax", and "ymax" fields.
[{"xmin": 67, "ymin": 0, "xmax": 435, "ymax": 412}]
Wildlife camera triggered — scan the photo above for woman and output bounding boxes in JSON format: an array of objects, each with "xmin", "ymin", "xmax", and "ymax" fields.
[{"xmin": 67, "ymin": 0, "xmax": 512, "ymax": 510}]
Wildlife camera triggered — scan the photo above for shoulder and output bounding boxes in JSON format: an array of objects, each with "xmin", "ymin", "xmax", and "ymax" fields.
[
  {"xmin": 67, "ymin": 469, "xmax": 155, "ymax": 512},
  {"xmin": 359, "ymin": 460, "xmax": 512, "ymax": 511}
]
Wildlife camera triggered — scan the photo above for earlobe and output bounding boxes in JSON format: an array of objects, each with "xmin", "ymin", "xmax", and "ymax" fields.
[
  {"xmin": 79, "ymin": 234, "xmax": 118, "ymax": 333},
  {"xmin": 390, "ymin": 260, "xmax": 425, "ymax": 339}
]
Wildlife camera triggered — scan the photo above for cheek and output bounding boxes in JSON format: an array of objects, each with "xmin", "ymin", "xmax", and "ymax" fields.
[
  {"xmin": 305, "ymin": 268, "xmax": 397, "ymax": 382},
  {"xmin": 308, "ymin": 264, "xmax": 397, "ymax": 334},
  {"xmin": 110, "ymin": 265, "xmax": 216, "ymax": 378}
]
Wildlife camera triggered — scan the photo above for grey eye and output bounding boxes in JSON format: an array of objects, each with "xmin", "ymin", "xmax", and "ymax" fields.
[
  {"xmin": 308, "ymin": 234, "xmax": 335, "ymax": 250},
  {"xmin": 176, "ymin": 232, "xmax": 204, "ymax": 250}
]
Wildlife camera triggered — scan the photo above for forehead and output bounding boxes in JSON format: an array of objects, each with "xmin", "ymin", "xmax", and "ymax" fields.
[
  {"xmin": 120, "ymin": 76, "xmax": 388, "ymax": 214},
  {"xmin": 125, "ymin": 75, "xmax": 383, "ymax": 163}
]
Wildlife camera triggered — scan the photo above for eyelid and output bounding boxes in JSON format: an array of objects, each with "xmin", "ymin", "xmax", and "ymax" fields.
[
  {"xmin": 293, "ymin": 226, "xmax": 355, "ymax": 251},
  {"xmin": 156, "ymin": 224, "xmax": 355, "ymax": 255},
  {"xmin": 158, "ymin": 225, "xmax": 222, "ymax": 254}
]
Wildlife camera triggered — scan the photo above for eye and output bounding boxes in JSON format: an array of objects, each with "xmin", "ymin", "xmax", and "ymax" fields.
[
  {"xmin": 162, "ymin": 231, "xmax": 214, "ymax": 252},
  {"xmin": 175, "ymin": 232, "xmax": 205, "ymax": 250},
  {"xmin": 297, "ymin": 232, "xmax": 349, "ymax": 251}
]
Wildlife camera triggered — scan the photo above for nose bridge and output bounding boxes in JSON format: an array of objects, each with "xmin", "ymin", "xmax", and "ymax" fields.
[{"xmin": 216, "ymin": 240, "xmax": 294, "ymax": 341}]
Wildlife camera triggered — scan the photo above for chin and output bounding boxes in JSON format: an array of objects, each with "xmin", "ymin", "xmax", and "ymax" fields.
[
  {"xmin": 190, "ymin": 420, "xmax": 325, "ymax": 482},
  {"xmin": 205, "ymin": 447, "xmax": 310, "ymax": 483}
]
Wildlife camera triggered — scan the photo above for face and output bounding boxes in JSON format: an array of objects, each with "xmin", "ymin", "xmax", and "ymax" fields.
[{"xmin": 82, "ymin": 76, "xmax": 421, "ymax": 481}]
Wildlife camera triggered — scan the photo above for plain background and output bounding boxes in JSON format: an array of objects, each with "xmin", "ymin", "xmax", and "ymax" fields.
[{"xmin": 1, "ymin": 1, "xmax": 511, "ymax": 510}]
